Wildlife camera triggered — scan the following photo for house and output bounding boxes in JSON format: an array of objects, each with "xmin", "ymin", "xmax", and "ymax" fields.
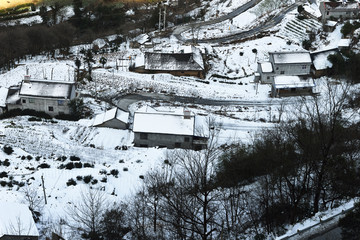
[
  {"xmin": 132, "ymin": 107, "xmax": 207, "ymax": 150},
  {"xmin": 0, "ymin": 87, "xmax": 9, "ymax": 114},
  {"xmin": 92, "ymin": 107, "xmax": 129, "ymax": 129},
  {"xmin": 6, "ymin": 78, "xmax": 76, "ymax": 117},
  {"xmin": 257, "ymin": 51, "xmax": 312, "ymax": 83},
  {"xmin": 311, "ymin": 48, "xmax": 338, "ymax": 77},
  {"xmin": 0, "ymin": 202, "xmax": 39, "ymax": 240},
  {"xmin": 319, "ymin": 1, "xmax": 360, "ymax": 22},
  {"xmin": 271, "ymin": 76, "xmax": 315, "ymax": 97},
  {"xmin": 338, "ymin": 38, "xmax": 351, "ymax": 50},
  {"xmin": 132, "ymin": 46, "xmax": 205, "ymax": 78}
]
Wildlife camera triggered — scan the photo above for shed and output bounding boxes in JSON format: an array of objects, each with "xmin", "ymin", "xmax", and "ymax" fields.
[
  {"xmin": 311, "ymin": 48, "xmax": 338, "ymax": 77},
  {"xmin": 0, "ymin": 202, "xmax": 39, "ymax": 240},
  {"xmin": 92, "ymin": 108, "xmax": 129, "ymax": 129},
  {"xmin": 272, "ymin": 76, "xmax": 315, "ymax": 97}
]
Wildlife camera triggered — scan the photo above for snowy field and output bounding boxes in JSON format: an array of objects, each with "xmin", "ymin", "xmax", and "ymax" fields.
[{"xmin": 0, "ymin": 0, "xmax": 359, "ymax": 238}]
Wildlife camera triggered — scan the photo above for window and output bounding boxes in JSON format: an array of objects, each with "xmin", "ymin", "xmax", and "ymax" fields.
[
  {"xmin": 58, "ymin": 100, "xmax": 64, "ymax": 106},
  {"xmin": 267, "ymin": 76, "xmax": 270, "ymax": 80},
  {"xmin": 184, "ymin": 137, "xmax": 190, "ymax": 142},
  {"xmin": 29, "ymin": 99, "xmax": 35, "ymax": 103},
  {"xmin": 302, "ymin": 65, "xmax": 307, "ymax": 69},
  {"xmin": 22, "ymin": 99, "xmax": 26, "ymax": 104},
  {"xmin": 280, "ymin": 71, "xmax": 285, "ymax": 74},
  {"xmin": 276, "ymin": 67, "xmax": 279, "ymax": 70},
  {"xmin": 140, "ymin": 133, "xmax": 148, "ymax": 140},
  {"xmin": 327, "ymin": 11, "xmax": 329, "ymax": 15},
  {"xmin": 48, "ymin": 106, "xmax": 54, "ymax": 111},
  {"xmin": 175, "ymin": 142, "xmax": 181, "ymax": 148}
]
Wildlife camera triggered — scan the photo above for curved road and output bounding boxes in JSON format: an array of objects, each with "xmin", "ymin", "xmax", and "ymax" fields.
[
  {"xmin": 113, "ymin": 92, "xmax": 294, "ymax": 111},
  {"xmin": 173, "ymin": 1, "xmax": 303, "ymax": 44}
]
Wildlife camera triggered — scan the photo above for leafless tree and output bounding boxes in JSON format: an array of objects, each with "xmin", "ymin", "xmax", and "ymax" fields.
[{"xmin": 66, "ymin": 187, "xmax": 106, "ymax": 238}]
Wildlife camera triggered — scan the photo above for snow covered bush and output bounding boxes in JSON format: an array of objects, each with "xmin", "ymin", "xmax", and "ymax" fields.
[{"xmin": 3, "ymin": 145, "xmax": 13, "ymax": 155}]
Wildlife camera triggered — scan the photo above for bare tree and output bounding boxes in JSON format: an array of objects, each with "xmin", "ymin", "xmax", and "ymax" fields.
[{"xmin": 66, "ymin": 188, "xmax": 106, "ymax": 239}]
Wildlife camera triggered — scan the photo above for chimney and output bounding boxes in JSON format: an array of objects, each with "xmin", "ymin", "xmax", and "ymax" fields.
[{"xmin": 184, "ymin": 109, "xmax": 191, "ymax": 119}]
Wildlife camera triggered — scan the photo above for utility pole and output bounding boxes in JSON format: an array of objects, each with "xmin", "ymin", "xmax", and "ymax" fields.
[
  {"xmin": 158, "ymin": 1, "xmax": 167, "ymax": 31},
  {"xmin": 41, "ymin": 175, "xmax": 47, "ymax": 205}
]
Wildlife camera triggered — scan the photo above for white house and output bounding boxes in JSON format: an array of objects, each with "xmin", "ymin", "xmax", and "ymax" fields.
[
  {"xmin": 133, "ymin": 107, "xmax": 207, "ymax": 150},
  {"xmin": 6, "ymin": 78, "xmax": 76, "ymax": 117},
  {"xmin": 271, "ymin": 76, "xmax": 315, "ymax": 97},
  {"xmin": 92, "ymin": 108, "xmax": 129, "ymax": 129},
  {"xmin": 257, "ymin": 51, "xmax": 312, "ymax": 84},
  {"xmin": 0, "ymin": 202, "xmax": 39, "ymax": 240}
]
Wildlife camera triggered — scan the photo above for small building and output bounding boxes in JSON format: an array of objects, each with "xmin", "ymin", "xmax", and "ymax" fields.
[
  {"xmin": 319, "ymin": 1, "xmax": 360, "ymax": 22},
  {"xmin": 311, "ymin": 48, "xmax": 338, "ymax": 77},
  {"xmin": 0, "ymin": 202, "xmax": 39, "ymax": 240},
  {"xmin": 132, "ymin": 47, "xmax": 205, "ymax": 78},
  {"xmin": 6, "ymin": 78, "xmax": 76, "ymax": 117},
  {"xmin": 92, "ymin": 107, "xmax": 129, "ymax": 129},
  {"xmin": 133, "ymin": 107, "xmax": 207, "ymax": 150},
  {"xmin": 256, "ymin": 61, "xmax": 274, "ymax": 83},
  {"xmin": 338, "ymin": 38, "xmax": 351, "ymax": 50},
  {"xmin": 271, "ymin": 76, "xmax": 315, "ymax": 97}
]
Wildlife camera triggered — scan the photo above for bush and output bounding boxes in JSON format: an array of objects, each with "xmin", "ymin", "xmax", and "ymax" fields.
[
  {"xmin": 70, "ymin": 155, "xmax": 80, "ymax": 161},
  {"xmin": 123, "ymin": 167, "xmax": 128, "ymax": 172},
  {"xmin": 3, "ymin": 159, "xmax": 10, "ymax": 167},
  {"xmin": 91, "ymin": 179, "xmax": 98, "ymax": 185},
  {"xmin": 0, "ymin": 172, "xmax": 8, "ymax": 178},
  {"xmin": 67, "ymin": 178, "xmax": 77, "ymax": 186},
  {"xmin": 84, "ymin": 163, "xmax": 94, "ymax": 168},
  {"xmin": 99, "ymin": 169, "xmax": 107, "ymax": 175},
  {"xmin": 0, "ymin": 181, "xmax": 6, "ymax": 187},
  {"xmin": 83, "ymin": 175, "xmax": 93, "ymax": 184},
  {"xmin": 27, "ymin": 155, "xmax": 33, "ymax": 160},
  {"xmin": 38, "ymin": 163, "xmax": 50, "ymax": 169},
  {"xmin": 74, "ymin": 162, "xmax": 83, "ymax": 168},
  {"xmin": 76, "ymin": 176, "xmax": 83, "ymax": 181},
  {"xmin": 65, "ymin": 162, "xmax": 75, "ymax": 170},
  {"xmin": 0, "ymin": 109, "xmax": 51, "ymax": 120},
  {"xmin": 110, "ymin": 169, "xmax": 119, "ymax": 176},
  {"xmin": 100, "ymin": 177, "xmax": 107, "ymax": 183},
  {"xmin": 3, "ymin": 146, "xmax": 13, "ymax": 155}
]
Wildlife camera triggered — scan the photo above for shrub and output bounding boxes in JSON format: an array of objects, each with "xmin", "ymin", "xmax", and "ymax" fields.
[
  {"xmin": 3, "ymin": 159, "xmax": 10, "ymax": 167},
  {"xmin": 35, "ymin": 156, "xmax": 41, "ymax": 161},
  {"xmin": 67, "ymin": 178, "xmax": 77, "ymax": 186},
  {"xmin": 139, "ymin": 175, "xmax": 144, "ymax": 179},
  {"xmin": 99, "ymin": 169, "xmax": 107, "ymax": 175},
  {"xmin": 83, "ymin": 175, "xmax": 93, "ymax": 184},
  {"xmin": 74, "ymin": 162, "xmax": 83, "ymax": 168},
  {"xmin": 3, "ymin": 146, "xmax": 13, "ymax": 155},
  {"xmin": 27, "ymin": 155, "xmax": 33, "ymax": 160},
  {"xmin": 76, "ymin": 176, "xmax": 83, "ymax": 181},
  {"xmin": 65, "ymin": 162, "xmax": 75, "ymax": 170},
  {"xmin": 7, "ymin": 181, "xmax": 13, "ymax": 187},
  {"xmin": 21, "ymin": 156, "xmax": 26, "ymax": 160},
  {"xmin": 123, "ymin": 167, "xmax": 128, "ymax": 172},
  {"xmin": 0, "ymin": 181, "xmax": 6, "ymax": 187},
  {"xmin": 84, "ymin": 163, "xmax": 94, "ymax": 168},
  {"xmin": 100, "ymin": 177, "xmax": 107, "ymax": 183},
  {"xmin": 38, "ymin": 163, "xmax": 50, "ymax": 169},
  {"xmin": 0, "ymin": 172, "xmax": 8, "ymax": 178},
  {"xmin": 91, "ymin": 179, "xmax": 98, "ymax": 185},
  {"xmin": 110, "ymin": 169, "xmax": 119, "ymax": 176},
  {"xmin": 70, "ymin": 156, "xmax": 80, "ymax": 161}
]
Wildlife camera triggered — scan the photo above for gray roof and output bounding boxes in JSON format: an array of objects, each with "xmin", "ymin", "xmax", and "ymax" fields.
[
  {"xmin": 19, "ymin": 80, "xmax": 75, "ymax": 99},
  {"xmin": 144, "ymin": 52, "xmax": 204, "ymax": 71}
]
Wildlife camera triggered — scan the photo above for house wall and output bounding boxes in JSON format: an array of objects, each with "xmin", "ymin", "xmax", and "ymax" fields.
[
  {"xmin": 134, "ymin": 132, "xmax": 193, "ymax": 149},
  {"xmin": 271, "ymin": 86, "xmax": 314, "ymax": 98},
  {"xmin": 0, "ymin": 235, "xmax": 38, "ymax": 240},
  {"xmin": 132, "ymin": 67, "xmax": 205, "ymax": 79},
  {"xmin": 271, "ymin": 63, "xmax": 311, "ymax": 76},
  {"xmin": 7, "ymin": 97, "xmax": 72, "ymax": 116},
  {"xmin": 96, "ymin": 119, "xmax": 128, "ymax": 129}
]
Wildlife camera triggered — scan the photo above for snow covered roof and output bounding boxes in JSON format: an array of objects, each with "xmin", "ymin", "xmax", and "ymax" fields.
[
  {"xmin": 92, "ymin": 108, "xmax": 129, "ymax": 126},
  {"xmin": 133, "ymin": 107, "xmax": 195, "ymax": 136},
  {"xmin": 338, "ymin": 38, "xmax": 351, "ymax": 47},
  {"xmin": 273, "ymin": 76, "xmax": 315, "ymax": 89},
  {"xmin": 144, "ymin": 51, "xmax": 204, "ymax": 71},
  {"xmin": 304, "ymin": 3, "xmax": 322, "ymax": 18},
  {"xmin": 325, "ymin": 20, "xmax": 338, "ymax": 27},
  {"xmin": 19, "ymin": 79, "xmax": 75, "ymax": 99},
  {"xmin": 0, "ymin": 202, "xmax": 39, "ymax": 237},
  {"xmin": 311, "ymin": 50, "xmax": 337, "ymax": 70},
  {"xmin": 0, "ymin": 87, "xmax": 9, "ymax": 107},
  {"xmin": 136, "ymin": 34, "xmax": 150, "ymax": 44},
  {"xmin": 270, "ymin": 51, "xmax": 312, "ymax": 64},
  {"xmin": 323, "ymin": 1, "xmax": 360, "ymax": 11},
  {"xmin": 260, "ymin": 62, "xmax": 273, "ymax": 73}
]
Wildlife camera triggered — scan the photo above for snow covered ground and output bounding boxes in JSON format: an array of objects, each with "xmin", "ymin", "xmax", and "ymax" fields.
[{"xmin": 0, "ymin": 0, "xmax": 359, "ymax": 238}]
